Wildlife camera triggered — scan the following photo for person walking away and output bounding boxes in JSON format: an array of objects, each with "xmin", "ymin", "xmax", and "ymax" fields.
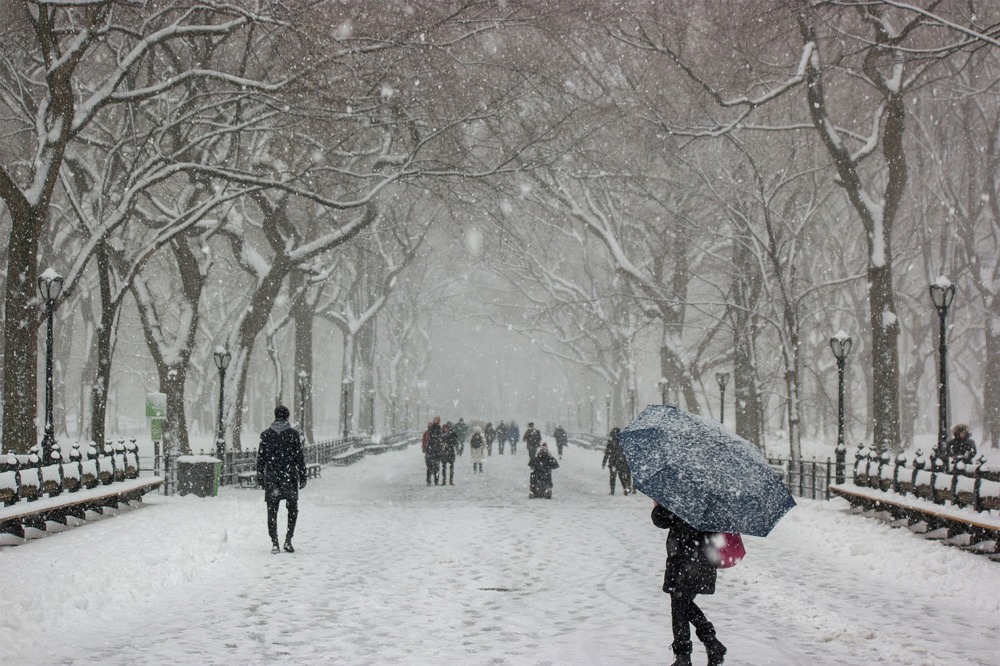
[
  {"xmin": 553, "ymin": 424, "xmax": 568, "ymax": 459},
  {"xmin": 426, "ymin": 417, "xmax": 443, "ymax": 485},
  {"xmin": 454, "ymin": 418, "xmax": 469, "ymax": 456},
  {"xmin": 469, "ymin": 426, "xmax": 486, "ymax": 474},
  {"xmin": 509, "ymin": 421, "xmax": 520, "ymax": 455},
  {"xmin": 602, "ymin": 427, "xmax": 632, "ymax": 495},
  {"xmin": 484, "ymin": 422, "xmax": 496, "ymax": 456},
  {"xmin": 946, "ymin": 423, "xmax": 977, "ymax": 470},
  {"xmin": 651, "ymin": 503, "xmax": 726, "ymax": 666},
  {"xmin": 496, "ymin": 421, "xmax": 508, "ymax": 455},
  {"xmin": 440, "ymin": 422, "xmax": 459, "ymax": 485},
  {"xmin": 528, "ymin": 443, "xmax": 560, "ymax": 499},
  {"xmin": 523, "ymin": 422, "xmax": 542, "ymax": 460},
  {"xmin": 257, "ymin": 405, "xmax": 307, "ymax": 554}
]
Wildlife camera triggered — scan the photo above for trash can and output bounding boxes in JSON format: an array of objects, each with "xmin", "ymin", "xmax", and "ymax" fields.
[{"xmin": 176, "ymin": 456, "xmax": 222, "ymax": 497}]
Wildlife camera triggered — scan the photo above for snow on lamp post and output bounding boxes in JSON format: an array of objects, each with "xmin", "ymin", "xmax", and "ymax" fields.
[
  {"xmin": 657, "ymin": 378, "xmax": 669, "ymax": 407},
  {"xmin": 298, "ymin": 371, "xmax": 308, "ymax": 436},
  {"xmin": 213, "ymin": 348, "xmax": 231, "ymax": 459},
  {"xmin": 930, "ymin": 276, "xmax": 956, "ymax": 469},
  {"xmin": 715, "ymin": 372, "xmax": 730, "ymax": 425},
  {"xmin": 829, "ymin": 331, "xmax": 852, "ymax": 484},
  {"xmin": 38, "ymin": 269, "xmax": 64, "ymax": 464}
]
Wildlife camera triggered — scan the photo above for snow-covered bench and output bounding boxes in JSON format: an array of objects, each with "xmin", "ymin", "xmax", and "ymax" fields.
[
  {"xmin": 830, "ymin": 445, "xmax": 999, "ymax": 558},
  {"xmin": 236, "ymin": 463, "xmax": 321, "ymax": 489},
  {"xmin": 0, "ymin": 441, "xmax": 162, "ymax": 543}
]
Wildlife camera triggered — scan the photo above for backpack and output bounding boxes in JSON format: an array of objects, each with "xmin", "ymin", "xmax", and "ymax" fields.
[{"xmin": 707, "ymin": 532, "xmax": 745, "ymax": 569}]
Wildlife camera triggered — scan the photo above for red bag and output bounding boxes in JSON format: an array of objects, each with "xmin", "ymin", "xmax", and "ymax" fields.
[{"xmin": 707, "ymin": 532, "xmax": 746, "ymax": 568}]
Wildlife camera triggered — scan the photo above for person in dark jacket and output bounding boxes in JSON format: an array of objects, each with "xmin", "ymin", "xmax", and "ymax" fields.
[
  {"xmin": 508, "ymin": 421, "xmax": 520, "ymax": 455},
  {"xmin": 496, "ymin": 420, "xmax": 508, "ymax": 455},
  {"xmin": 425, "ymin": 417, "xmax": 443, "ymax": 485},
  {"xmin": 553, "ymin": 424, "xmax": 568, "ymax": 459},
  {"xmin": 945, "ymin": 423, "xmax": 977, "ymax": 469},
  {"xmin": 440, "ymin": 422, "xmax": 459, "ymax": 485},
  {"xmin": 523, "ymin": 422, "xmax": 542, "ymax": 460},
  {"xmin": 651, "ymin": 503, "xmax": 726, "ymax": 666},
  {"xmin": 484, "ymin": 422, "xmax": 496, "ymax": 456},
  {"xmin": 602, "ymin": 427, "xmax": 633, "ymax": 495},
  {"xmin": 528, "ymin": 443, "xmax": 559, "ymax": 498},
  {"xmin": 454, "ymin": 417, "xmax": 469, "ymax": 456},
  {"xmin": 257, "ymin": 405, "xmax": 307, "ymax": 554}
]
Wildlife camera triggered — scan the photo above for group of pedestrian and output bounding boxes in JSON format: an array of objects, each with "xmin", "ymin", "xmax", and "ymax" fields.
[
  {"xmin": 420, "ymin": 416, "xmax": 462, "ymax": 486},
  {"xmin": 252, "ymin": 399, "xmax": 985, "ymax": 666}
]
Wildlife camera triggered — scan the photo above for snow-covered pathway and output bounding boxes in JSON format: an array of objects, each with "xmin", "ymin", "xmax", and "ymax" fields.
[{"xmin": 1, "ymin": 438, "xmax": 997, "ymax": 665}]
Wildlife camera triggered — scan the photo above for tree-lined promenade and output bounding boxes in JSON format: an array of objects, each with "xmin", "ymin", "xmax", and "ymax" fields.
[{"xmin": 1, "ymin": 1, "xmax": 997, "ymax": 460}]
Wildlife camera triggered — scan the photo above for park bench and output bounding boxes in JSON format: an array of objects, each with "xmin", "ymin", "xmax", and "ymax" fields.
[
  {"xmin": 331, "ymin": 448, "xmax": 365, "ymax": 466},
  {"xmin": 235, "ymin": 463, "xmax": 322, "ymax": 489},
  {"xmin": 830, "ymin": 445, "xmax": 1000, "ymax": 559},
  {"xmin": 0, "ymin": 441, "xmax": 162, "ymax": 543}
]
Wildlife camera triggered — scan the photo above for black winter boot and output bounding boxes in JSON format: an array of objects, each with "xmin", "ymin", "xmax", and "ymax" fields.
[
  {"xmin": 670, "ymin": 640, "xmax": 693, "ymax": 666},
  {"xmin": 696, "ymin": 627, "xmax": 726, "ymax": 665}
]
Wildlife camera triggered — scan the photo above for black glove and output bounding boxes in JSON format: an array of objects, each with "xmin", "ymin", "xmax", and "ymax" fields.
[{"xmin": 299, "ymin": 478, "xmax": 307, "ymax": 490}]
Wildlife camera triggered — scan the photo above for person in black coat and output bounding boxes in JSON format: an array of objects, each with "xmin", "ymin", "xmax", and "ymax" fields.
[
  {"xmin": 440, "ymin": 423, "xmax": 459, "ymax": 486},
  {"xmin": 484, "ymin": 422, "xmax": 496, "ymax": 456},
  {"xmin": 553, "ymin": 424, "xmax": 568, "ymax": 459},
  {"xmin": 257, "ymin": 405, "xmax": 307, "ymax": 554},
  {"xmin": 602, "ymin": 427, "xmax": 633, "ymax": 495},
  {"xmin": 651, "ymin": 503, "xmax": 726, "ymax": 666},
  {"xmin": 425, "ymin": 417, "xmax": 443, "ymax": 485},
  {"xmin": 523, "ymin": 422, "xmax": 542, "ymax": 460},
  {"xmin": 528, "ymin": 443, "xmax": 559, "ymax": 498},
  {"xmin": 945, "ymin": 423, "xmax": 977, "ymax": 469}
]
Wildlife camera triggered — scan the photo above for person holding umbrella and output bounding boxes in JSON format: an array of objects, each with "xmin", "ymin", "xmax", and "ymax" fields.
[{"xmin": 651, "ymin": 502, "xmax": 726, "ymax": 666}]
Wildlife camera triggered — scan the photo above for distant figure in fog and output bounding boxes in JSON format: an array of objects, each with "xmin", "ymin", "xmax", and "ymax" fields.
[
  {"xmin": 469, "ymin": 426, "xmax": 486, "ymax": 474},
  {"xmin": 496, "ymin": 421, "xmax": 509, "ymax": 455},
  {"xmin": 484, "ymin": 422, "xmax": 496, "ymax": 456},
  {"xmin": 523, "ymin": 422, "xmax": 542, "ymax": 460},
  {"xmin": 454, "ymin": 418, "xmax": 469, "ymax": 456},
  {"xmin": 424, "ymin": 417, "xmax": 443, "ymax": 486},
  {"xmin": 528, "ymin": 443, "xmax": 559, "ymax": 499},
  {"xmin": 553, "ymin": 425, "xmax": 568, "ymax": 459},
  {"xmin": 257, "ymin": 405, "xmax": 307, "ymax": 554},
  {"xmin": 440, "ymin": 422, "xmax": 459, "ymax": 486},
  {"xmin": 508, "ymin": 421, "xmax": 520, "ymax": 455},
  {"xmin": 602, "ymin": 427, "xmax": 633, "ymax": 496}
]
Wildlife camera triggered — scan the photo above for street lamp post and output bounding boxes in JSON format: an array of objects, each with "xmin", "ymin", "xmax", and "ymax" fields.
[
  {"xmin": 930, "ymin": 276, "xmax": 956, "ymax": 468},
  {"xmin": 298, "ymin": 371, "xmax": 308, "ymax": 436},
  {"xmin": 590, "ymin": 396, "xmax": 595, "ymax": 433},
  {"xmin": 605, "ymin": 394, "xmax": 612, "ymax": 430},
  {"xmin": 829, "ymin": 331, "xmax": 853, "ymax": 484},
  {"xmin": 213, "ymin": 348, "xmax": 231, "ymax": 459},
  {"xmin": 341, "ymin": 378, "xmax": 353, "ymax": 439},
  {"xmin": 715, "ymin": 372, "xmax": 730, "ymax": 424},
  {"xmin": 367, "ymin": 388, "xmax": 376, "ymax": 435},
  {"xmin": 38, "ymin": 270, "xmax": 64, "ymax": 464},
  {"xmin": 628, "ymin": 387, "xmax": 636, "ymax": 420},
  {"xmin": 657, "ymin": 378, "xmax": 669, "ymax": 406}
]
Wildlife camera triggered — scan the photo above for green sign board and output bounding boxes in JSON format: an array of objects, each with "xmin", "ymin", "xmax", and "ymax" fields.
[
  {"xmin": 146, "ymin": 392, "xmax": 167, "ymax": 418},
  {"xmin": 151, "ymin": 418, "xmax": 164, "ymax": 441}
]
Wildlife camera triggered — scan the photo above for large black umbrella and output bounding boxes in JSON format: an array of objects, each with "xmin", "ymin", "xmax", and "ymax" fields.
[{"xmin": 619, "ymin": 404, "xmax": 795, "ymax": 537}]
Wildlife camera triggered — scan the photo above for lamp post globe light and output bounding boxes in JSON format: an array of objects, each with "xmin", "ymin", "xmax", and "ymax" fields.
[
  {"xmin": 38, "ymin": 269, "xmax": 64, "ymax": 464},
  {"xmin": 829, "ymin": 331, "xmax": 852, "ymax": 482},
  {"xmin": 657, "ymin": 378, "xmax": 669, "ymax": 406},
  {"xmin": 715, "ymin": 372, "xmax": 730, "ymax": 424},
  {"xmin": 930, "ymin": 276, "xmax": 956, "ymax": 468},
  {"xmin": 213, "ymin": 348, "xmax": 231, "ymax": 459}
]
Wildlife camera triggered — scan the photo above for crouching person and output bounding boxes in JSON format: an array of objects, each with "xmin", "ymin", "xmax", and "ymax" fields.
[{"xmin": 528, "ymin": 443, "xmax": 559, "ymax": 499}]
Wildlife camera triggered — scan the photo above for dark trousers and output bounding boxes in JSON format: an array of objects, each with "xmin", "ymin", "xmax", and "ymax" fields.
[
  {"xmin": 441, "ymin": 461, "xmax": 454, "ymax": 484},
  {"xmin": 670, "ymin": 591, "xmax": 715, "ymax": 650},
  {"xmin": 426, "ymin": 457, "xmax": 439, "ymax": 485},
  {"xmin": 609, "ymin": 466, "xmax": 631, "ymax": 493},
  {"xmin": 266, "ymin": 496, "xmax": 298, "ymax": 544},
  {"xmin": 473, "ymin": 462, "xmax": 483, "ymax": 473}
]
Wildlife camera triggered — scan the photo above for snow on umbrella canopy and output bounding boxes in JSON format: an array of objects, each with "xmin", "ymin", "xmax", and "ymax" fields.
[{"xmin": 619, "ymin": 405, "xmax": 796, "ymax": 537}]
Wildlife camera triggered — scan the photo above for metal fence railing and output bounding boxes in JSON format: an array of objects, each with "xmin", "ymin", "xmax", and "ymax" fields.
[{"xmin": 139, "ymin": 432, "xmax": 420, "ymax": 495}]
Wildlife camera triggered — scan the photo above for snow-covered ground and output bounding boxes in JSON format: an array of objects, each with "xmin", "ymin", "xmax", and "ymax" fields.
[{"xmin": 1, "ymin": 437, "xmax": 997, "ymax": 665}]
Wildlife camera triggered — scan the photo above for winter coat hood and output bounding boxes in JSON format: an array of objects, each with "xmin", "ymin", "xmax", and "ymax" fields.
[{"xmin": 270, "ymin": 419, "xmax": 291, "ymax": 433}]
